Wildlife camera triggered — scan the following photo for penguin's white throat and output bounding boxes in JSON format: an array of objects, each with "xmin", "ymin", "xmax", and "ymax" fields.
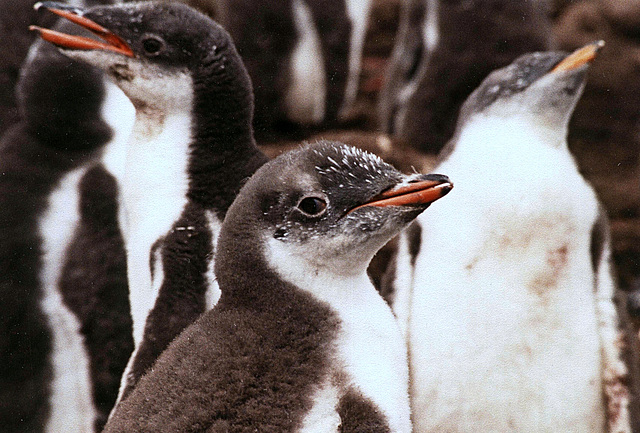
[
  {"xmin": 458, "ymin": 112, "xmax": 567, "ymax": 155},
  {"xmin": 121, "ymin": 73, "xmax": 194, "ymax": 345},
  {"xmin": 124, "ymin": 67, "xmax": 194, "ymax": 131},
  {"xmin": 266, "ymin": 235, "xmax": 375, "ymax": 281}
]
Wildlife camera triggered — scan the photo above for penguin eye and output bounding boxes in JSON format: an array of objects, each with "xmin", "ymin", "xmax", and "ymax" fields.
[
  {"xmin": 296, "ymin": 196, "xmax": 327, "ymax": 217},
  {"xmin": 141, "ymin": 35, "xmax": 165, "ymax": 57}
]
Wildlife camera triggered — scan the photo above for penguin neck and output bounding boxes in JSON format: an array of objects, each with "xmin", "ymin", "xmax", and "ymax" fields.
[
  {"xmin": 189, "ymin": 117, "xmax": 266, "ymax": 217},
  {"xmin": 454, "ymin": 113, "xmax": 568, "ymax": 158},
  {"xmin": 214, "ymin": 212, "xmax": 373, "ymax": 309},
  {"xmin": 188, "ymin": 71, "xmax": 267, "ymax": 215},
  {"xmin": 264, "ymin": 236, "xmax": 377, "ymax": 305}
]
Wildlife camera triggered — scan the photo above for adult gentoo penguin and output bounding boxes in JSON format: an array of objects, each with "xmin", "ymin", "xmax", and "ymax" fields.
[
  {"xmin": 384, "ymin": 43, "xmax": 631, "ymax": 432},
  {"xmin": 32, "ymin": 0, "xmax": 268, "ymax": 401},
  {"xmin": 102, "ymin": 140, "xmax": 452, "ymax": 432},
  {"xmin": 378, "ymin": 0, "xmax": 553, "ymax": 154},
  {"xmin": 0, "ymin": 15, "xmax": 132, "ymax": 432},
  {"xmin": 216, "ymin": 0, "xmax": 372, "ymax": 137}
]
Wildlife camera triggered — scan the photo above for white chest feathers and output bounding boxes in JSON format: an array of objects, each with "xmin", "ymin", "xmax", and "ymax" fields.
[
  {"xmin": 266, "ymin": 238, "xmax": 412, "ymax": 433},
  {"xmin": 403, "ymin": 116, "xmax": 608, "ymax": 432},
  {"xmin": 119, "ymin": 70, "xmax": 194, "ymax": 346}
]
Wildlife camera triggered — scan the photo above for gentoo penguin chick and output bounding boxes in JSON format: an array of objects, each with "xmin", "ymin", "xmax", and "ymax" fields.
[
  {"xmin": 216, "ymin": 0, "xmax": 372, "ymax": 137},
  {"xmin": 378, "ymin": 0, "xmax": 553, "ymax": 154},
  {"xmin": 103, "ymin": 141, "xmax": 452, "ymax": 433},
  {"xmin": 384, "ymin": 43, "xmax": 631, "ymax": 432},
  {"xmin": 0, "ymin": 15, "xmax": 131, "ymax": 432},
  {"xmin": 32, "ymin": 1, "xmax": 268, "ymax": 402},
  {"xmin": 30, "ymin": 12, "xmax": 136, "ymax": 432}
]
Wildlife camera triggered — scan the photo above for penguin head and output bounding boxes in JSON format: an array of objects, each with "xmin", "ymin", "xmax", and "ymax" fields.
[
  {"xmin": 218, "ymin": 141, "xmax": 452, "ymax": 278},
  {"xmin": 17, "ymin": 19, "xmax": 113, "ymax": 150},
  {"xmin": 458, "ymin": 41, "xmax": 604, "ymax": 132},
  {"xmin": 31, "ymin": 1, "xmax": 252, "ymax": 114}
]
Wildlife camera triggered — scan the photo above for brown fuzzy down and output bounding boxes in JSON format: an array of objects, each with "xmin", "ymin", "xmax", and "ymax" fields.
[
  {"xmin": 337, "ymin": 389, "xmax": 391, "ymax": 433},
  {"xmin": 58, "ymin": 164, "xmax": 133, "ymax": 431},
  {"xmin": 103, "ymin": 286, "xmax": 341, "ymax": 432}
]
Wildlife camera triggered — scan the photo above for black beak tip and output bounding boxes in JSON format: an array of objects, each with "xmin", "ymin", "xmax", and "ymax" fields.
[{"xmin": 441, "ymin": 183, "xmax": 453, "ymax": 196}]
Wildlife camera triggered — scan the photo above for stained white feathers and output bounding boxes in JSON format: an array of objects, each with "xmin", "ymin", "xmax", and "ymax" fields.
[{"xmin": 394, "ymin": 109, "xmax": 629, "ymax": 431}]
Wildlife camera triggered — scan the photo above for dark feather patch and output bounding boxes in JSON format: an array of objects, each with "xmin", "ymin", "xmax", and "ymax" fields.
[
  {"xmin": 58, "ymin": 164, "xmax": 133, "ymax": 431},
  {"xmin": 104, "ymin": 283, "xmax": 340, "ymax": 432},
  {"xmin": 338, "ymin": 388, "xmax": 391, "ymax": 433}
]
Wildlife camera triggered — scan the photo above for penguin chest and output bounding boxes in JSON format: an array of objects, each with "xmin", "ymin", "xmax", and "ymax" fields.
[
  {"xmin": 334, "ymin": 300, "xmax": 411, "ymax": 433},
  {"xmin": 292, "ymin": 277, "xmax": 412, "ymax": 433},
  {"xmin": 408, "ymin": 204, "xmax": 605, "ymax": 432},
  {"xmin": 123, "ymin": 111, "xmax": 192, "ymax": 344}
]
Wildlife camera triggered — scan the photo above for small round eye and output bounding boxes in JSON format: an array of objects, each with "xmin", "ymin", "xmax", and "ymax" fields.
[
  {"xmin": 297, "ymin": 196, "xmax": 327, "ymax": 217},
  {"xmin": 142, "ymin": 35, "xmax": 165, "ymax": 57}
]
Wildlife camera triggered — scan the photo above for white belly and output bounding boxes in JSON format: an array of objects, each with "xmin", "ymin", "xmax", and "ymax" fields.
[{"xmin": 407, "ymin": 222, "xmax": 605, "ymax": 432}]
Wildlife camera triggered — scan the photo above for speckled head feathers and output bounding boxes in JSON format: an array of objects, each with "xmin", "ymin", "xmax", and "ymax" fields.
[{"xmin": 215, "ymin": 140, "xmax": 452, "ymax": 280}]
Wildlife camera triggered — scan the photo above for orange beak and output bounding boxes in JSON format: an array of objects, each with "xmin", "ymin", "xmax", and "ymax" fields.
[
  {"xmin": 551, "ymin": 40, "xmax": 604, "ymax": 73},
  {"xmin": 30, "ymin": 2, "xmax": 134, "ymax": 57},
  {"xmin": 349, "ymin": 177, "xmax": 453, "ymax": 214}
]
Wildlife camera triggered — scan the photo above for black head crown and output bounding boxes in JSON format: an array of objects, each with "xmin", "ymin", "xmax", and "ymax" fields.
[{"xmin": 79, "ymin": 2, "xmax": 230, "ymax": 70}]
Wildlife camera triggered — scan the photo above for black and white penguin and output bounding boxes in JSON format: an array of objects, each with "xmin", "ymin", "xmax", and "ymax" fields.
[
  {"xmin": 378, "ymin": 0, "xmax": 553, "ymax": 154},
  {"xmin": 47, "ymin": 65, "xmax": 135, "ymax": 432},
  {"xmin": 0, "ymin": 13, "xmax": 134, "ymax": 432},
  {"xmin": 32, "ymin": 0, "xmax": 269, "ymax": 402},
  {"xmin": 216, "ymin": 0, "xmax": 372, "ymax": 138},
  {"xmin": 102, "ymin": 140, "xmax": 452, "ymax": 432},
  {"xmin": 384, "ymin": 43, "xmax": 631, "ymax": 432}
]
